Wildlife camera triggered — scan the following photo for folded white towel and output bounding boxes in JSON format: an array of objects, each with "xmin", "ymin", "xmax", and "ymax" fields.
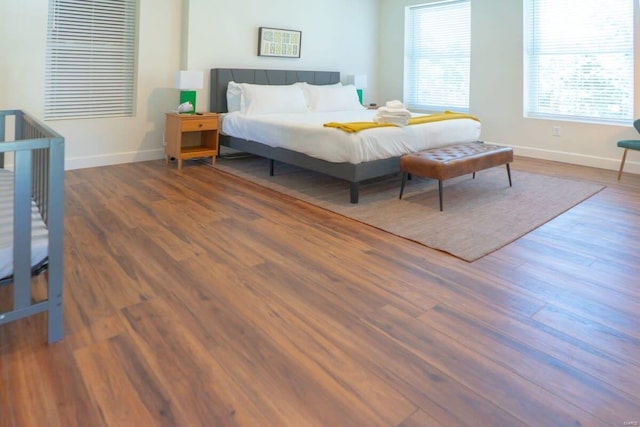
[
  {"xmin": 372, "ymin": 100, "xmax": 411, "ymax": 126},
  {"xmin": 374, "ymin": 113, "xmax": 411, "ymax": 126},
  {"xmin": 376, "ymin": 107, "xmax": 411, "ymax": 117},
  {"xmin": 374, "ymin": 116, "xmax": 409, "ymax": 126},
  {"xmin": 385, "ymin": 100, "xmax": 406, "ymax": 110}
]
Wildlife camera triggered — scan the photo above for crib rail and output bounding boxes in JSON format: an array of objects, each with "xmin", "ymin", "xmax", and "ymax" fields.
[{"xmin": 0, "ymin": 109, "xmax": 65, "ymax": 343}]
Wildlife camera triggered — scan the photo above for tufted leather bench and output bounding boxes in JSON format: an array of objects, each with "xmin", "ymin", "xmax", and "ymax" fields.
[{"xmin": 399, "ymin": 141, "xmax": 514, "ymax": 211}]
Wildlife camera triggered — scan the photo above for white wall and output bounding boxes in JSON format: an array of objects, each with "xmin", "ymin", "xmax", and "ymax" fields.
[
  {"xmin": 5, "ymin": 0, "xmax": 636, "ymax": 173},
  {"xmin": 0, "ymin": 0, "xmax": 183, "ymax": 169},
  {"xmin": 0, "ymin": 0, "xmax": 379, "ymax": 169},
  {"xmin": 378, "ymin": 0, "xmax": 640, "ymax": 174},
  {"xmin": 185, "ymin": 0, "xmax": 379, "ymax": 110}
]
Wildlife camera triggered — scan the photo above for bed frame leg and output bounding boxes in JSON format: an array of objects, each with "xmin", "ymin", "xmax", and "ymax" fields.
[
  {"xmin": 269, "ymin": 159, "xmax": 274, "ymax": 176},
  {"xmin": 350, "ymin": 182, "xmax": 359, "ymax": 204}
]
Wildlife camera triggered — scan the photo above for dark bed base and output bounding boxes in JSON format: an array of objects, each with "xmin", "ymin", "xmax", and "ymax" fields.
[
  {"xmin": 221, "ymin": 135, "xmax": 401, "ymax": 203},
  {"xmin": 210, "ymin": 68, "xmax": 402, "ymax": 203}
]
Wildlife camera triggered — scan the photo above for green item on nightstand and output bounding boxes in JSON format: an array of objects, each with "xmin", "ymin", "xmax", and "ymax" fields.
[{"xmin": 179, "ymin": 90, "xmax": 197, "ymax": 114}]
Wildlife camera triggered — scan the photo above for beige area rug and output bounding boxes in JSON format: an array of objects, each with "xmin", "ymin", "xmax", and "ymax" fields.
[{"xmin": 211, "ymin": 155, "xmax": 605, "ymax": 262}]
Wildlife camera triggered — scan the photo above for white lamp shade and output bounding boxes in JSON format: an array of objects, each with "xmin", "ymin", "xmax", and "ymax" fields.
[
  {"xmin": 347, "ymin": 74, "xmax": 367, "ymax": 89},
  {"xmin": 174, "ymin": 70, "xmax": 203, "ymax": 90}
]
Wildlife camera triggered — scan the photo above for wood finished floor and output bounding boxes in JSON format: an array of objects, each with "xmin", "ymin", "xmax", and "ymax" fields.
[{"xmin": 1, "ymin": 155, "xmax": 639, "ymax": 427}]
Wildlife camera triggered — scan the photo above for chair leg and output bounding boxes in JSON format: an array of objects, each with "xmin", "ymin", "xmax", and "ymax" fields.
[
  {"xmin": 399, "ymin": 172, "xmax": 407, "ymax": 199},
  {"xmin": 506, "ymin": 163, "xmax": 512, "ymax": 187},
  {"xmin": 618, "ymin": 149, "xmax": 628, "ymax": 181},
  {"xmin": 438, "ymin": 180, "xmax": 443, "ymax": 211}
]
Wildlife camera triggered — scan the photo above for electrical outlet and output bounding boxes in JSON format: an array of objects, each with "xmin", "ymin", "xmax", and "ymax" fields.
[{"xmin": 552, "ymin": 126, "xmax": 561, "ymax": 137}]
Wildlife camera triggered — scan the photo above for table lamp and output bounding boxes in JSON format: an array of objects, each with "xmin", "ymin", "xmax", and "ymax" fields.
[
  {"xmin": 348, "ymin": 74, "xmax": 368, "ymax": 105},
  {"xmin": 175, "ymin": 70, "xmax": 204, "ymax": 113}
]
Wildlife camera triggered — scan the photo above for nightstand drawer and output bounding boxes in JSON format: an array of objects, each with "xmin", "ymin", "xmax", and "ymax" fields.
[{"xmin": 181, "ymin": 117, "xmax": 218, "ymax": 132}]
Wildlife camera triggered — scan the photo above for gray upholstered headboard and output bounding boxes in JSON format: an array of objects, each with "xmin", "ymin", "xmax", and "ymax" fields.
[{"xmin": 209, "ymin": 68, "xmax": 341, "ymax": 113}]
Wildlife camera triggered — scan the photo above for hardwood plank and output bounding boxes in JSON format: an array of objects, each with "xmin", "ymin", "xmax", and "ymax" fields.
[
  {"xmin": 532, "ymin": 304, "xmax": 640, "ymax": 369},
  {"xmin": 74, "ymin": 338, "xmax": 162, "ymax": 427},
  {"xmin": 120, "ymin": 296, "xmax": 299, "ymax": 426},
  {"xmin": 472, "ymin": 260, "xmax": 640, "ymax": 339},
  {"xmin": 1, "ymin": 321, "xmax": 64, "ymax": 427},
  {"xmin": 234, "ymin": 217, "xmax": 437, "ymax": 317},
  {"xmin": 180, "ymin": 255, "xmax": 419, "ymax": 426},
  {"xmin": 2, "ymin": 157, "xmax": 640, "ymax": 426},
  {"xmin": 243, "ymin": 263, "xmax": 527, "ymax": 426},
  {"xmin": 399, "ymin": 409, "xmax": 445, "ymax": 427},
  {"xmin": 31, "ymin": 341, "xmax": 107, "ymax": 427},
  {"xmin": 59, "ymin": 247, "xmax": 118, "ymax": 335},
  {"xmin": 362, "ymin": 304, "xmax": 605, "ymax": 426},
  {"xmin": 422, "ymin": 297, "xmax": 640, "ymax": 398},
  {"xmin": 364, "ymin": 247, "xmax": 547, "ymax": 317},
  {"xmin": 419, "ymin": 303, "xmax": 640, "ymax": 424},
  {"xmin": 168, "ymin": 259, "xmax": 405, "ymax": 426}
]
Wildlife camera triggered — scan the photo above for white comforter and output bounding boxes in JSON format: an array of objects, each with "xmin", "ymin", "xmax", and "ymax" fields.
[
  {"xmin": 221, "ymin": 109, "xmax": 481, "ymax": 164},
  {"xmin": 0, "ymin": 168, "xmax": 48, "ymax": 280}
]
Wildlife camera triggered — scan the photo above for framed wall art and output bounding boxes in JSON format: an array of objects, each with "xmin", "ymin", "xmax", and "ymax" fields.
[{"xmin": 258, "ymin": 27, "xmax": 301, "ymax": 58}]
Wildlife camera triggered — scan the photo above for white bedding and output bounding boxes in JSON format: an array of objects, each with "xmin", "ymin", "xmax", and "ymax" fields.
[
  {"xmin": 0, "ymin": 168, "xmax": 49, "ymax": 280},
  {"xmin": 221, "ymin": 109, "xmax": 481, "ymax": 164}
]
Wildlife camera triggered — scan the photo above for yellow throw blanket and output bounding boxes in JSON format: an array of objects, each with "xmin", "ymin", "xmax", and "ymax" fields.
[{"xmin": 323, "ymin": 111, "xmax": 480, "ymax": 133}]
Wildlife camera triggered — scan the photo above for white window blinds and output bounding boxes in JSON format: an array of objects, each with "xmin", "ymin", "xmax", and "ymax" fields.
[
  {"xmin": 45, "ymin": 0, "xmax": 137, "ymax": 120},
  {"xmin": 404, "ymin": 0, "xmax": 471, "ymax": 112},
  {"xmin": 524, "ymin": 0, "xmax": 634, "ymax": 124}
]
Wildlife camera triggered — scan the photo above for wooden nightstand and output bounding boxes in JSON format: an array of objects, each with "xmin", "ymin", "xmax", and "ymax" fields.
[{"xmin": 165, "ymin": 112, "xmax": 219, "ymax": 170}]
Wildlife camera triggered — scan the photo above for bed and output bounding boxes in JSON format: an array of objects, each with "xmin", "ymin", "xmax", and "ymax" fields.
[
  {"xmin": 0, "ymin": 109, "xmax": 64, "ymax": 344},
  {"xmin": 209, "ymin": 68, "xmax": 481, "ymax": 203}
]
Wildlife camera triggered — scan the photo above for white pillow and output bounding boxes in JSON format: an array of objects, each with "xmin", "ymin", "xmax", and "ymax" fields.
[
  {"xmin": 300, "ymin": 82, "xmax": 341, "ymax": 110},
  {"xmin": 239, "ymin": 83, "xmax": 308, "ymax": 115},
  {"xmin": 226, "ymin": 81, "xmax": 242, "ymax": 112},
  {"xmin": 303, "ymin": 84, "xmax": 365, "ymax": 112}
]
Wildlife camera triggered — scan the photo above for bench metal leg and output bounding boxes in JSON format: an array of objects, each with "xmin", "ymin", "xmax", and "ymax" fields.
[
  {"xmin": 399, "ymin": 172, "xmax": 407, "ymax": 199},
  {"xmin": 438, "ymin": 179, "xmax": 443, "ymax": 211},
  {"xmin": 506, "ymin": 163, "xmax": 512, "ymax": 187}
]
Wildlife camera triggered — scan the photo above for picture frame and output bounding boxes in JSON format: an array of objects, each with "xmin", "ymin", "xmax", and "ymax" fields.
[{"xmin": 258, "ymin": 27, "xmax": 302, "ymax": 58}]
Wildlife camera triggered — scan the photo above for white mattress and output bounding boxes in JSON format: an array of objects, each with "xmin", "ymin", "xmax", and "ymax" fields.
[
  {"xmin": 0, "ymin": 168, "xmax": 49, "ymax": 280},
  {"xmin": 221, "ymin": 109, "xmax": 482, "ymax": 164}
]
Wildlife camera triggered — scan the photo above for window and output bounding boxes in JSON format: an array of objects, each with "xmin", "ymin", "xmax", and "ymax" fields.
[
  {"xmin": 45, "ymin": 0, "xmax": 137, "ymax": 120},
  {"xmin": 524, "ymin": 0, "xmax": 634, "ymax": 124},
  {"xmin": 404, "ymin": 0, "xmax": 471, "ymax": 112}
]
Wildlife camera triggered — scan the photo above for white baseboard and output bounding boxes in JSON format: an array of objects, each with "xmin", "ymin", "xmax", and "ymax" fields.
[
  {"xmin": 64, "ymin": 148, "xmax": 165, "ymax": 170},
  {"xmin": 488, "ymin": 143, "xmax": 640, "ymax": 176},
  {"xmin": 21, "ymin": 144, "xmax": 640, "ymax": 177}
]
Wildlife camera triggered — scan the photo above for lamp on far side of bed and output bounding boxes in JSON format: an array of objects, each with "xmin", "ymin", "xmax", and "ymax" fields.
[
  {"xmin": 347, "ymin": 74, "xmax": 367, "ymax": 105},
  {"xmin": 174, "ymin": 70, "xmax": 204, "ymax": 114}
]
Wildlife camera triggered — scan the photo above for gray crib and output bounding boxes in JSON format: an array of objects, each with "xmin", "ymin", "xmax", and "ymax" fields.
[{"xmin": 0, "ymin": 110, "xmax": 64, "ymax": 344}]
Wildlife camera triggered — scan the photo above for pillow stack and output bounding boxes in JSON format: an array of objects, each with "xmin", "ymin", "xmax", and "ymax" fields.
[
  {"xmin": 226, "ymin": 81, "xmax": 365, "ymax": 115},
  {"xmin": 373, "ymin": 100, "xmax": 412, "ymax": 126}
]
